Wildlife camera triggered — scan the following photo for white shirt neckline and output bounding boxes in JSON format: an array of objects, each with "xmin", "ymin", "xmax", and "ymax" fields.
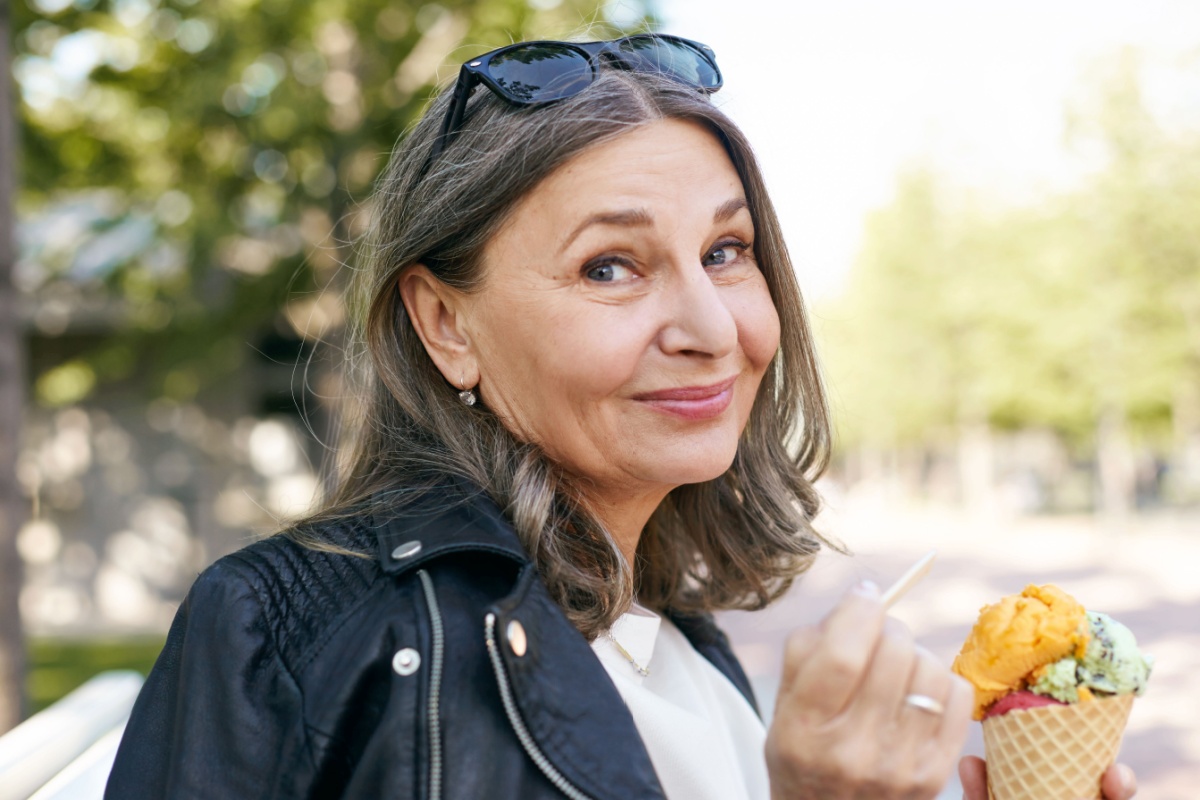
[{"xmin": 592, "ymin": 604, "xmax": 769, "ymax": 800}]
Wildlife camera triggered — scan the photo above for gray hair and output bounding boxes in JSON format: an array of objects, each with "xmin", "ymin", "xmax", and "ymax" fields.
[{"xmin": 293, "ymin": 65, "xmax": 835, "ymax": 639}]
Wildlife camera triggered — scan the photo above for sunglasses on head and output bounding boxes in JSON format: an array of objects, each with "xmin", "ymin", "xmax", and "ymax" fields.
[{"xmin": 426, "ymin": 34, "xmax": 723, "ymax": 167}]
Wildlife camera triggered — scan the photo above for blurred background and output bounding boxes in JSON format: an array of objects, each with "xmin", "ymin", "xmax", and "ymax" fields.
[{"xmin": 1, "ymin": 0, "xmax": 1197, "ymax": 796}]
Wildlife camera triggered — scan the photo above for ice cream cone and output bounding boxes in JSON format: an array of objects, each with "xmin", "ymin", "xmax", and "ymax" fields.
[{"xmin": 982, "ymin": 693, "xmax": 1133, "ymax": 800}]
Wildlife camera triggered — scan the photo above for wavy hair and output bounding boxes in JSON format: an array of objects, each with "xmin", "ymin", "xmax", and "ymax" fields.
[{"xmin": 291, "ymin": 63, "xmax": 836, "ymax": 639}]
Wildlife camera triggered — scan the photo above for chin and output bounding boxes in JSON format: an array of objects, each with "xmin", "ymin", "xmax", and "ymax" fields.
[{"xmin": 652, "ymin": 444, "xmax": 739, "ymax": 488}]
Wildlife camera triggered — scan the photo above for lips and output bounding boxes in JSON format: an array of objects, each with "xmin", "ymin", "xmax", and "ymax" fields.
[{"xmin": 631, "ymin": 376, "xmax": 738, "ymax": 420}]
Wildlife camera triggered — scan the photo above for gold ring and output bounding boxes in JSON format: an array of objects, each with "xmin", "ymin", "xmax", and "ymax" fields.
[{"xmin": 904, "ymin": 693, "xmax": 945, "ymax": 715}]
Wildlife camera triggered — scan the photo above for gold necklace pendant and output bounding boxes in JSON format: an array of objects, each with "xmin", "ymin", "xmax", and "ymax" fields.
[{"xmin": 606, "ymin": 630, "xmax": 650, "ymax": 677}]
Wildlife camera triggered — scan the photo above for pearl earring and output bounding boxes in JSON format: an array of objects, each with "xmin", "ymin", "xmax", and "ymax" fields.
[{"xmin": 458, "ymin": 377, "xmax": 476, "ymax": 407}]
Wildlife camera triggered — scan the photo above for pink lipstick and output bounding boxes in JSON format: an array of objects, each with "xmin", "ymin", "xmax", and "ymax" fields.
[{"xmin": 632, "ymin": 376, "xmax": 737, "ymax": 420}]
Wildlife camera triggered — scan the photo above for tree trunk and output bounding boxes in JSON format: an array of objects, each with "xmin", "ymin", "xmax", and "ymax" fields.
[
  {"xmin": 1096, "ymin": 407, "xmax": 1136, "ymax": 518},
  {"xmin": 958, "ymin": 422, "xmax": 996, "ymax": 515},
  {"xmin": 0, "ymin": 0, "xmax": 30, "ymax": 733}
]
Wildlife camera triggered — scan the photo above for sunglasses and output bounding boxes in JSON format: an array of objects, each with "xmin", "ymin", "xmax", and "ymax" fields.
[{"xmin": 426, "ymin": 34, "xmax": 723, "ymax": 167}]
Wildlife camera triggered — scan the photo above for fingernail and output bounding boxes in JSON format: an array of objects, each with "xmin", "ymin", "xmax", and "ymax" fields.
[{"xmin": 854, "ymin": 579, "xmax": 880, "ymax": 598}]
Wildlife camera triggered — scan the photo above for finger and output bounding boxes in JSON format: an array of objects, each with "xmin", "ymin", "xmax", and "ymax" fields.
[
  {"xmin": 788, "ymin": 581, "xmax": 887, "ymax": 718},
  {"xmin": 816, "ymin": 579, "xmax": 883, "ymax": 634},
  {"xmin": 912, "ymin": 671, "xmax": 973, "ymax": 792},
  {"xmin": 862, "ymin": 639, "xmax": 965, "ymax": 799},
  {"xmin": 937, "ymin": 672, "xmax": 974, "ymax": 746},
  {"xmin": 1100, "ymin": 763, "xmax": 1137, "ymax": 799},
  {"xmin": 778, "ymin": 625, "xmax": 821, "ymax": 697},
  {"xmin": 849, "ymin": 616, "xmax": 917, "ymax": 724},
  {"xmin": 895, "ymin": 652, "xmax": 971, "ymax": 790},
  {"xmin": 958, "ymin": 756, "xmax": 987, "ymax": 800},
  {"xmin": 896, "ymin": 642, "xmax": 948, "ymax": 727}
]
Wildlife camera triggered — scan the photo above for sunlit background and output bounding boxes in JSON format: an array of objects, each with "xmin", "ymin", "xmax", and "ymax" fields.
[{"xmin": 2, "ymin": 0, "xmax": 1198, "ymax": 796}]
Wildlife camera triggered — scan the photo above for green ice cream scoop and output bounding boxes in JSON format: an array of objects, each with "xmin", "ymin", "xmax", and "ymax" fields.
[
  {"xmin": 1078, "ymin": 611, "xmax": 1153, "ymax": 696},
  {"xmin": 1030, "ymin": 656, "xmax": 1081, "ymax": 703},
  {"xmin": 1029, "ymin": 610, "xmax": 1153, "ymax": 702}
]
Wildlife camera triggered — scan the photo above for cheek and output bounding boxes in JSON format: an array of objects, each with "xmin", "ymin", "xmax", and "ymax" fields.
[
  {"xmin": 480, "ymin": 296, "xmax": 649, "ymax": 412},
  {"xmin": 538, "ymin": 313, "xmax": 651, "ymax": 399},
  {"xmin": 736, "ymin": 284, "xmax": 783, "ymax": 372}
]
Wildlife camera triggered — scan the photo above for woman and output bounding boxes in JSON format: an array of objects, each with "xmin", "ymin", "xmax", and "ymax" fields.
[{"xmin": 106, "ymin": 35, "xmax": 1137, "ymax": 799}]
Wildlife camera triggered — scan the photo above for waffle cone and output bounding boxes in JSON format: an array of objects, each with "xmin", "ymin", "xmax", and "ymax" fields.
[{"xmin": 982, "ymin": 693, "xmax": 1133, "ymax": 800}]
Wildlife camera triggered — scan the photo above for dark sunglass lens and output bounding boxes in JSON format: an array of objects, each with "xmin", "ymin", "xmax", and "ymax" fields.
[
  {"xmin": 617, "ymin": 37, "xmax": 721, "ymax": 90},
  {"xmin": 487, "ymin": 44, "xmax": 593, "ymax": 103}
]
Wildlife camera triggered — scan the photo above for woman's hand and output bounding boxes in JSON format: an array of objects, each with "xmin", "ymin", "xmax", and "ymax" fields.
[
  {"xmin": 958, "ymin": 756, "xmax": 1137, "ymax": 799},
  {"xmin": 765, "ymin": 581, "xmax": 974, "ymax": 799}
]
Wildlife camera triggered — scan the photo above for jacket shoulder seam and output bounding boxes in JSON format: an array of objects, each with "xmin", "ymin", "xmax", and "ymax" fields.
[
  {"xmin": 292, "ymin": 579, "xmax": 398, "ymax": 676},
  {"xmin": 217, "ymin": 552, "xmax": 320, "ymax": 772}
]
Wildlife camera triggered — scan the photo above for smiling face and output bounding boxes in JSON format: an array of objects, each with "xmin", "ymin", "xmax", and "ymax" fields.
[{"xmin": 457, "ymin": 118, "xmax": 781, "ymax": 509}]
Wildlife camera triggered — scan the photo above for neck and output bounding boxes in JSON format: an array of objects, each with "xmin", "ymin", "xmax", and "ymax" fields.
[{"xmin": 586, "ymin": 485, "xmax": 672, "ymax": 567}]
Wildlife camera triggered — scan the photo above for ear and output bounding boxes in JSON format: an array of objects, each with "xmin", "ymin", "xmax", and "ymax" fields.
[{"xmin": 397, "ymin": 265, "xmax": 479, "ymax": 389}]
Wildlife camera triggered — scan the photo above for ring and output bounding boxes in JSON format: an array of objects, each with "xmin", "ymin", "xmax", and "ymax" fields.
[{"xmin": 904, "ymin": 693, "xmax": 945, "ymax": 715}]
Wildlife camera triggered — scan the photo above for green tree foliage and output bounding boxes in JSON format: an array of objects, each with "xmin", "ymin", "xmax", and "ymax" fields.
[
  {"xmin": 823, "ymin": 49, "xmax": 1200, "ymax": 454},
  {"xmin": 13, "ymin": 0, "xmax": 646, "ymax": 403}
]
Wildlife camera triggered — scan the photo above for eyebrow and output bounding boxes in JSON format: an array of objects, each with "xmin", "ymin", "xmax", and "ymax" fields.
[
  {"xmin": 713, "ymin": 197, "xmax": 750, "ymax": 224},
  {"xmin": 560, "ymin": 208, "xmax": 653, "ymax": 253},
  {"xmin": 559, "ymin": 197, "xmax": 751, "ymax": 254}
]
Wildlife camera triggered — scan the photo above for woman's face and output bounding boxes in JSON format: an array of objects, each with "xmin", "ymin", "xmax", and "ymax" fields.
[{"xmin": 462, "ymin": 119, "xmax": 780, "ymax": 503}]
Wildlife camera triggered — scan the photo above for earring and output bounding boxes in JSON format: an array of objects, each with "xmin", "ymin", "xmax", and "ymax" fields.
[{"xmin": 458, "ymin": 376, "xmax": 477, "ymax": 407}]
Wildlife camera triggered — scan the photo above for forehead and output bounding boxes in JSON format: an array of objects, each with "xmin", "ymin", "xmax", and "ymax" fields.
[{"xmin": 507, "ymin": 118, "xmax": 748, "ymax": 237}]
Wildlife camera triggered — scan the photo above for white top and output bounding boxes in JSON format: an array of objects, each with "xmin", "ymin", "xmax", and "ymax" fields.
[{"xmin": 590, "ymin": 605, "xmax": 770, "ymax": 800}]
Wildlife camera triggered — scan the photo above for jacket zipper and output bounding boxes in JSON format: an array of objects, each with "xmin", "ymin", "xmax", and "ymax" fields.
[
  {"xmin": 418, "ymin": 570, "xmax": 444, "ymax": 800},
  {"xmin": 484, "ymin": 613, "xmax": 595, "ymax": 800}
]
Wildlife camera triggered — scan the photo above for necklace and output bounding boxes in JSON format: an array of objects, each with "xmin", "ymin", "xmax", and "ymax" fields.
[{"xmin": 605, "ymin": 630, "xmax": 650, "ymax": 677}]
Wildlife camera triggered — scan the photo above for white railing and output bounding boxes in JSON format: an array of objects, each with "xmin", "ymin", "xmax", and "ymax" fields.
[{"xmin": 0, "ymin": 671, "xmax": 143, "ymax": 800}]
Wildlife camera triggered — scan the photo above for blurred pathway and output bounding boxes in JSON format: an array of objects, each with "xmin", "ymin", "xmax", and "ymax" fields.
[{"xmin": 718, "ymin": 491, "xmax": 1200, "ymax": 798}]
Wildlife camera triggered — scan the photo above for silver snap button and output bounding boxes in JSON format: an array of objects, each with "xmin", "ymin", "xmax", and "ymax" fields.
[
  {"xmin": 391, "ymin": 540, "xmax": 422, "ymax": 560},
  {"xmin": 506, "ymin": 620, "xmax": 527, "ymax": 657},
  {"xmin": 392, "ymin": 647, "xmax": 421, "ymax": 676}
]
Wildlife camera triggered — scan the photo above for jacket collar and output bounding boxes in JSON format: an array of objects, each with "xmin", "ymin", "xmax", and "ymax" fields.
[
  {"xmin": 489, "ymin": 565, "xmax": 667, "ymax": 799},
  {"xmin": 371, "ymin": 477, "xmax": 530, "ymax": 575},
  {"xmin": 370, "ymin": 476, "xmax": 761, "ymax": 715},
  {"xmin": 370, "ymin": 478, "xmax": 667, "ymax": 797}
]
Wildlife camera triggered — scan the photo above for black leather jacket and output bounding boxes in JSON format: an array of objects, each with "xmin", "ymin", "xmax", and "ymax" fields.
[{"xmin": 105, "ymin": 481, "xmax": 760, "ymax": 799}]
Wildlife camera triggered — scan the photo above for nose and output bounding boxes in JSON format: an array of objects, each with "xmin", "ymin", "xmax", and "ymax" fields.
[{"xmin": 657, "ymin": 259, "xmax": 738, "ymax": 358}]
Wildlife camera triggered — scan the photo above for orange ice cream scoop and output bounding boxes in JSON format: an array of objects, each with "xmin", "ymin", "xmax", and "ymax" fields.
[{"xmin": 952, "ymin": 584, "xmax": 1090, "ymax": 720}]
